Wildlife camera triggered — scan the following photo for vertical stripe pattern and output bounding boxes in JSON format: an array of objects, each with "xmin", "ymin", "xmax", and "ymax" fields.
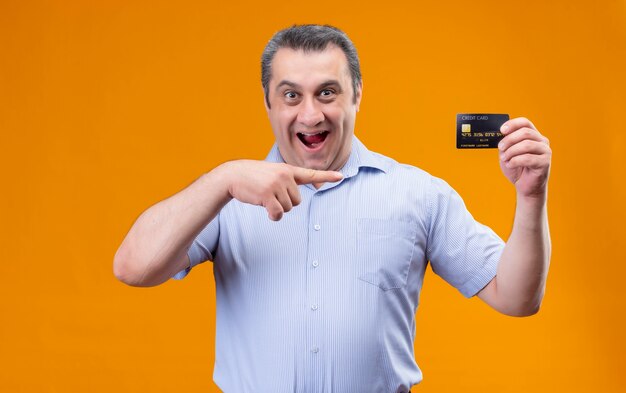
[{"xmin": 173, "ymin": 136, "xmax": 504, "ymax": 392}]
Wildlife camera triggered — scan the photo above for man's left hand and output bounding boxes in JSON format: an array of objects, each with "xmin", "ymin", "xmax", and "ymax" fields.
[{"xmin": 498, "ymin": 117, "xmax": 552, "ymax": 199}]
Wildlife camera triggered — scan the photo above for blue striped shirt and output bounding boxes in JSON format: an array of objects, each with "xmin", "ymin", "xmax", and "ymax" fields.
[{"xmin": 173, "ymin": 136, "xmax": 504, "ymax": 392}]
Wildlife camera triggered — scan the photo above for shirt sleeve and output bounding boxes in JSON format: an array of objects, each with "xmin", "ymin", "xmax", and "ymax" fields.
[
  {"xmin": 426, "ymin": 176, "xmax": 504, "ymax": 298},
  {"xmin": 171, "ymin": 215, "xmax": 220, "ymax": 280}
]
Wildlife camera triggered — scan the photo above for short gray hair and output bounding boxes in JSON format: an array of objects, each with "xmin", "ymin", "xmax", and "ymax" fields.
[{"xmin": 261, "ymin": 24, "xmax": 362, "ymax": 109}]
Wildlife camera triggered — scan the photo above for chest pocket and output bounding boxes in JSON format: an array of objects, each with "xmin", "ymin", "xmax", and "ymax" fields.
[{"xmin": 356, "ymin": 218, "xmax": 417, "ymax": 291}]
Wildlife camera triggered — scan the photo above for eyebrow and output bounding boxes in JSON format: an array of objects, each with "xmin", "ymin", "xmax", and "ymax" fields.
[
  {"xmin": 318, "ymin": 80, "xmax": 343, "ymax": 92},
  {"xmin": 275, "ymin": 79, "xmax": 343, "ymax": 92},
  {"xmin": 275, "ymin": 80, "xmax": 300, "ymax": 91}
]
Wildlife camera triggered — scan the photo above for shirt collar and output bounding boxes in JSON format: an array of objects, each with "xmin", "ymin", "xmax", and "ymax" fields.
[{"xmin": 264, "ymin": 135, "xmax": 388, "ymax": 179}]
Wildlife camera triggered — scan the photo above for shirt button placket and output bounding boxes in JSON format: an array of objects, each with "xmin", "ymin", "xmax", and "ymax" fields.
[{"xmin": 306, "ymin": 191, "xmax": 322, "ymax": 379}]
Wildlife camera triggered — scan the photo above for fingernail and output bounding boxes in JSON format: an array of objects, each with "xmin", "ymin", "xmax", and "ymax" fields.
[
  {"xmin": 500, "ymin": 124, "xmax": 509, "ymax": 133},
  {"xmin": 498, "ymin": 141, "xmax": 504, "ymax": 150}
]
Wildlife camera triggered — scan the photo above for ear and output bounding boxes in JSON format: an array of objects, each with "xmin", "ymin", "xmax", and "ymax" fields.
[
  {"xmin": 355, "ymin": 81, "xmax": 363, "ymax": 112},
  {"xmin": 263, "ymin": 86, "xmax": 270, "ymax": 113}
]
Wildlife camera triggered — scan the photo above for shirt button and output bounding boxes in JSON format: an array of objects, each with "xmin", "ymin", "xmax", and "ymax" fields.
[
  {"xmin": 313, "ymin": 224, "xmax": 321, "ymax": 231},
  {"xmin": 311, "ymin": 347, "xmax": 319, "ymax": 353},
  {"xmin": 311, "ymin": 304, "xmax": 318, "ymax": 311},
  {"xmin": 312, "ymin": 260, "xmax": 319, "ymax": 268}
]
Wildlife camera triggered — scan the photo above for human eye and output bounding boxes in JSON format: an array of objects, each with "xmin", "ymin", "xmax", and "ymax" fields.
[
  {"xmin": 319, "ymin": 89, "xmax": 335, "ymax": 98},
  {"xmin": 284, "ymin": 91, "xmax": 299, "ymax": 100}
]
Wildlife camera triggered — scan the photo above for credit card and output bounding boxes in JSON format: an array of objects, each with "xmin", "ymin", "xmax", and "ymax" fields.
[{"xmin": 456, "ymin": 114, "xmax": 509, "ymax": 149}]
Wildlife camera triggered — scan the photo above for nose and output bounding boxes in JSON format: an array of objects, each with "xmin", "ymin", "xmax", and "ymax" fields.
[{"xmin": 296, "ymin": 97, "xmax": 324, "ymax": 127}]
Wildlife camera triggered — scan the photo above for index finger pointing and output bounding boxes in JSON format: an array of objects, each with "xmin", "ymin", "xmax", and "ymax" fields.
[{"xmin": 291, "ymin": 167, "xmax": 344, "ymax": 185}]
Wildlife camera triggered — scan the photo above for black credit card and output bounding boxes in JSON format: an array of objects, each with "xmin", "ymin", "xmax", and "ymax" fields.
[{"xmin": 456, "ymin": 114, "xmax": 509, "ymax": 149}]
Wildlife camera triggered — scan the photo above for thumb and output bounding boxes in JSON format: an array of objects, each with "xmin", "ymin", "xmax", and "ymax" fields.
[{"xmin": 291, "ymin": 166, "xmax": 344, "ymax": 185}]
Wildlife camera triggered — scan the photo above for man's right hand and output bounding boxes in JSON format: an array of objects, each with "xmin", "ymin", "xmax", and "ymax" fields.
[
  {"xmin": 114, "ymin": 159, "xmax": 342, "ymax": 286},
  {"xmin": 216, "ymin": 160, "xmax": 343, "ymax": 221}
]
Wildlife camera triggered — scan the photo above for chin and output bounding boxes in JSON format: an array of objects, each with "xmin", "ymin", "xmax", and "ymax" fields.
[{"xmin": 301, "ymin": 161, "xmax": 329, "ymax": 171}]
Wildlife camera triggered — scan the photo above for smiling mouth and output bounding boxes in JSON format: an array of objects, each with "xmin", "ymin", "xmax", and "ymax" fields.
[{"xmin": 297, "ymin": 131, "xmax": 329, "ymax": 149}]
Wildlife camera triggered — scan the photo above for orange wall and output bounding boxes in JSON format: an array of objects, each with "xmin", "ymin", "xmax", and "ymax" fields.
[{"xmin": 1, "ymin": 0, "xmax": 625, "ymax": 391}]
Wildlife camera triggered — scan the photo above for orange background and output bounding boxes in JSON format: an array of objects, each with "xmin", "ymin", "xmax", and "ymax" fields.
[{"xmin": 1, "ymin": 0, "xmax": 625, "ymax": 391}]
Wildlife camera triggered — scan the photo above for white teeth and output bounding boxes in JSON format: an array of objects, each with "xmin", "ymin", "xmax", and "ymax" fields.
[{"xmin": 298, "ymin": 131, "xmax": 326, "ymax": 136}]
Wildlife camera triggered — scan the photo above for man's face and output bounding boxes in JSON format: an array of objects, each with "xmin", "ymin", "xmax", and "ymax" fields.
[{"xmin": 265, "ymin": 45, "xmax": 362, "ymax": 171}]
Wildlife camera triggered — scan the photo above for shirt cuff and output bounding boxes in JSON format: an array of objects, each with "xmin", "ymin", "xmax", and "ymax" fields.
[
  {"xmin": 171, "ymin": 243, "xmax": 212, "ymax": 280},
  {"xmin": 457, "ymin": 248, "xmax": 501, "ymax": 298}
]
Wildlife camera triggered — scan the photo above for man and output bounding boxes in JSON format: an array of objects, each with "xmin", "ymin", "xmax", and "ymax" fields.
[{"xmin": 114, "ymin": 24, "xmax": 551, "ymax": 392}]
